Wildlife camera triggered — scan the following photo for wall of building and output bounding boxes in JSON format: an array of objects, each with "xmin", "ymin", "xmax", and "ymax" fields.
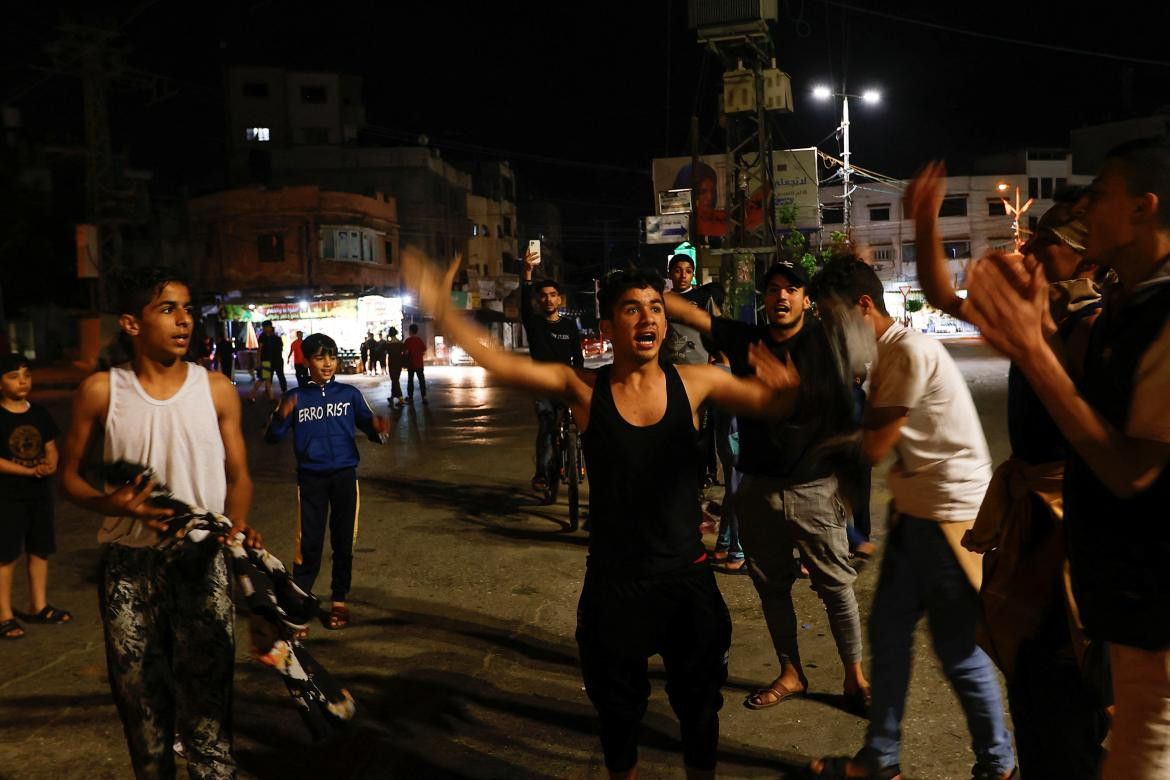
[{"xmin": 187, "ymin": 185, "xmax": 399, "ymax": 295}]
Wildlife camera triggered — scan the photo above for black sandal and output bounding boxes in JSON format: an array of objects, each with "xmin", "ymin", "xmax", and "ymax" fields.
[
  {"xmin": 1, "ymin": 618, "xmax": 26, "ymax": 639},
  {"xmin": 22, "ymin": 605, "xmax": 72, "ymax": 624}
]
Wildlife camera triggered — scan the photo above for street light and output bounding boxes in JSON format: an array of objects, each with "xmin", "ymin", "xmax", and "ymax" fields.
[{"xmin": 812, "ymin": 85, "xmax": 882, "ymax": 233}]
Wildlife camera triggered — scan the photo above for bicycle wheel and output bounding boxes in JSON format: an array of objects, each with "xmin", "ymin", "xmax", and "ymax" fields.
[{"xmin": 565, "ymin": 426, "xmax": 580, "ymax": 532}]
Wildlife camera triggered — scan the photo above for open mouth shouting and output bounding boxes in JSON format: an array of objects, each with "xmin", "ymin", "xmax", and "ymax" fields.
[
  {"xmin": 172, "ymin": 333, "xmax": 190, "ymax": 349},
  {"xmin": 634, "ymin": 330, "xmax": 658, "ymax": 350}
]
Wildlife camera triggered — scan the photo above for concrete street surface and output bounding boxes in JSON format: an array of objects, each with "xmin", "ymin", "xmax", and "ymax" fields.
[{"xmin": 0, "ymin": 342, "xmax": 1014, "ymax": 779}]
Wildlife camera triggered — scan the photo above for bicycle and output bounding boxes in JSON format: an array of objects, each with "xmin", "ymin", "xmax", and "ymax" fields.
[{"xmin": 543, "ymin": 405, "xmax": 586, "ymax": 532}]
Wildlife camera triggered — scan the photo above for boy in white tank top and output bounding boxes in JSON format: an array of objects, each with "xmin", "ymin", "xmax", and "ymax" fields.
[{"xmin": 60, "ymin": 268, "xmax": 260, "ymax": 778}]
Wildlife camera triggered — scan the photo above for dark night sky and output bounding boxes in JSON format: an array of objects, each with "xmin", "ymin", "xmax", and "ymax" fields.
[{"xmin": 4, "ymin": 1, "xmax": 1169, "ymax": 266}]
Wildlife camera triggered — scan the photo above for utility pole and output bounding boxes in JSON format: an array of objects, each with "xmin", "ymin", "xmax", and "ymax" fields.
[{"xmin": 841, "ymin": 94, "xmax": 851, "ymax": 233}]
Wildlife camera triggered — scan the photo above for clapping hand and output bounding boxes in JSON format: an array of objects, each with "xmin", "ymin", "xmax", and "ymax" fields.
[
  {"xmin": 965, "ymin": 251, "xmax": 1049, "ymax": 363},
  {"xmin": 748, "ymin": 342, "xmax": 801, "ymax": 391}
]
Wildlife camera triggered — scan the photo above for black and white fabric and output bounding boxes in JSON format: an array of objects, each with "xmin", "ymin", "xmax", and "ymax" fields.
[{"xmin": 103, "ymin": 460, "xmax": 357, "ymax": 739}]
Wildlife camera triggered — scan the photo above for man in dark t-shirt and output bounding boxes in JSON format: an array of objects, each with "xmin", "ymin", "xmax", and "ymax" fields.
[
  {"xmin": 404, "ymin": 250, "xmax": 801, "ymax": 776},
  {"xmin": 248, "ymin": 320, "xmax": 286, "ymax": 402},
  {"xmin": 520, "ymin": 248, "xmax": 583, "ymax": 494},
  {"xmin": 666, "ymin": 261, "xmax": 870, "ymax": 714}
]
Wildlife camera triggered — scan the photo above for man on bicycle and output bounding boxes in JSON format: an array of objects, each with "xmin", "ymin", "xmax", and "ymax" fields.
[{"xmin": 520, "ymin": 247, "xmax": 583, "ymax": 494}]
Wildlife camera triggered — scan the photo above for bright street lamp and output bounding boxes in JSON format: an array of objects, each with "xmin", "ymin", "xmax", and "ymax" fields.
[{"xmin": 812, "ymin": 85, "xmax": 883, "ymax": 233}]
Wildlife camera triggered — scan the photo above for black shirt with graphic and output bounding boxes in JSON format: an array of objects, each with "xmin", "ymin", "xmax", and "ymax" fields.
[
  {"xmin": 521, "ymin": 282, "xmax": 583, "ymax": 367},
  {"xmin": 0, "ymin": 403, "xmax": 59, "ymax": 501}
]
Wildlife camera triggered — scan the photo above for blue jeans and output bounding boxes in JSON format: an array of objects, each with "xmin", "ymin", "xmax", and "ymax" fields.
[
  {"xmin": 715, "ymin": 466, "xmax": 744, "ymax": 560},
  {"xmin": 864, "ymin": 513, "xmax": 1015, "ymax": 772},
  {"xmin": 534, "ymin": 399, "xmax": 561, "ymax": 481}
]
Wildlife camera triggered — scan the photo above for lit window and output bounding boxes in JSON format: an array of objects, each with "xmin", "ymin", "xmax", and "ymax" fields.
[
  {"xmin": 942, "ymin": 240, "xmax": 971, "ymax": 259},
  {"xmin": 245, "ymin": 127, "xmax": 270, "ymax": 142}
]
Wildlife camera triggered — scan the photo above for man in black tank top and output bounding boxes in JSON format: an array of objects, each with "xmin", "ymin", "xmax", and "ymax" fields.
[{"xmin": 404, "ymin": 250, "xmax": 801, "ymax": 779}]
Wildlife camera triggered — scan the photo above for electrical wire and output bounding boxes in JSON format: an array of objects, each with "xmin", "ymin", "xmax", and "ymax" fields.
[{"xmin": 812, "ymin": 0, "xmax": 1170, "ymax": 68}]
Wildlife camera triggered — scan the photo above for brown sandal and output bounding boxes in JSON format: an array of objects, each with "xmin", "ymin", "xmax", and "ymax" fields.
[
  {"xmin": 325, "ymin": 604, "xmax": 350, "ymax": 630},
  {"xmin": 744, "ymin": 679, "xmax": 805, "ymax": 710}
]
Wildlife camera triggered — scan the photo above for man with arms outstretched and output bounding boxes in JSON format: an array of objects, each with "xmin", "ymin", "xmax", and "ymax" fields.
[{"xmin": 404, "ymin": 249, "xmax": 798, "ymax": 780}]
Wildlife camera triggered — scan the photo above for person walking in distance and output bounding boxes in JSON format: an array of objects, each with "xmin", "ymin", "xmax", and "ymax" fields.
[
  {"xmin": 248, "ymin": 320, "xmax": 286, "ymax": 403},
  {"xmin": 403, "ymin": 324, "xmax": 427, "ymax": 404},
  {"xmin": 385, "ymin": 327, "xmax": 406, "ymax": 408},
  {"xmin": 59, "ymin": 267, "xmax": 261, "ymax": 778},
  {"xmin": 289, "ymin": 330, "xmax": 309, "ymax": 388}
]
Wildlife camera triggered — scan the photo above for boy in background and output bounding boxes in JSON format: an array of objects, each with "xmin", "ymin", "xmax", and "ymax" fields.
[
  {"xmin": 266, "ymin": 333, "xmax": 388, "ymax": 634},
  {"xmin": 0, "ymin": 353, "xmax": 69, "ymax": 640}
]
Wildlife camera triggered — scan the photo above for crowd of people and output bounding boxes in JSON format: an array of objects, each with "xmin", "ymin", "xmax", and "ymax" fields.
[{"xmin": 1, "ymin": 137, "xmax": 1168, "ymax": 779}]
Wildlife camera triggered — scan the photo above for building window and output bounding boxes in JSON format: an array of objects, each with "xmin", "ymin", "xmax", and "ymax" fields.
[
  {"xmin": 503, "ymin": 216, "xmax": 513, "ymax": 236},
  {"xmin": 939, "ymin": 196, "xmax": 967, "ymax": 218},
  {"xmin": 300, "ymin": 85, "xmax": 328, "ymax": 103},
  {"xmin": 257, "ymin": 234, "xmax": 284, "ymax": 263},
  {"xmin": 869, "ymin": 205, "xmax": 890, "ymax": 222},
  {"xmin": 504, "ymin": 178, "xmax": 515, "ymax": 202},
  {"xmin": 1028, "ymin": 177, "xmax": 1039, "ymax": 200},
  {"xmin": 822, "ymin": 205, "xmax": 844, "ymax": 224},
  {"xmin": 471, "ymin": 224, "xmax": 479, "ymax": 237},
  {"xmin": 902, "ymin": 243, "xmax": 917, "ymax": 264},
  {"xmin": 481, "ymin": 224, "xmax": 490, "ymax": 237},
  {"xmin": 243, "ymin": 82, "xmax": 269, "ymax": 99},
  {"xmin": 1056, "ymin": 177, "xmax": 1068, "ymax": 193},
  {"xmin": 384, "ymin": 241, "xmax": 394, "ymax": 266},
  {"xmin": 942, "ymin": 240, "xmax": 971, "ymax": 260},
  {"xmin": 988, "ymin": 200, "xmax": 1007, "ymax": 216},
  {"xmin": 1041, "ymin": 177, "xmax": 1054, "ymax": 199},
  {"xmin": 873, "ymin": 246, "xmax": 895, "ymax": 262},
  {"xmin": 301, "ymin": 127, "xmax": 329, "ymax": 144},
  {"xmin": 245, "ymin": 127, "xmax": 270, "ymax": 142}
]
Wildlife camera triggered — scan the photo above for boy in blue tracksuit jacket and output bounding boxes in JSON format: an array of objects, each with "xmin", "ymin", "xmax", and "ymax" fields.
[{"xmin": 265, "ymin": 333, "xmax": 387, "ymax": 633}]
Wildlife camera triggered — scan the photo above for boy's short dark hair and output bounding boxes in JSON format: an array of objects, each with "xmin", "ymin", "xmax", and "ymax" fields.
[
  {"xmin": 1106, "ymin": 136, "xmax": 1170, "ymax": 229},
  {"xmin": 598, "ymin": 268, "xmax": 665, "ymax": 319},
  {"xmin": 536, "ymin": 279, "xmax": 562, "ymax": 295},
  {"xmin": 408, "ymin": 323, "xmax": 419, "ymax": 334},
  {"xmin": 808, "ymin": 255, "xmax": 889, "ymax": 316},
  {"xmin": 261, "ymin": 320, "xmax": 273, "ymax": 329},
  {"xmin": 0, "ymin": 353, "xmax": 30, "ymax": 375},
  {"xmin": 112, "ymin": 266, "xmax": 191, "ymax": 317},
  {"xmin": 668, "ymin": 254, "xmax": 694, "ymax": 271},
  {"xmin": 302, "ymin": 333, "xmax": 337, "ymax": 357},
  {"xmin": 387, "ymin": 327, "xmax": 398, "ymax": 337}
]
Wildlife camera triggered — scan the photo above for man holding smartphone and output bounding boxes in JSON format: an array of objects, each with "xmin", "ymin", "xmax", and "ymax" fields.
[{"xmin": 520, "ymin": 244, "xmax": 583, "ymax": 495}]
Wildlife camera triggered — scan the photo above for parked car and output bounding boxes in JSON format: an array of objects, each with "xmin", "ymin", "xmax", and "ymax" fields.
[
  {"xmin": 447, "ymin": 344, "xmax": 476, "ymax": 365},
  {"xmin": 581, "ymin": 332, "xmax": 611, "ymax": 358}
]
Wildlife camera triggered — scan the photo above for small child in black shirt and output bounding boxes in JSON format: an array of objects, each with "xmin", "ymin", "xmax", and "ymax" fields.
[{"xmin": 0, "ymin": 353, "xmax": 70, "ymax": 640}]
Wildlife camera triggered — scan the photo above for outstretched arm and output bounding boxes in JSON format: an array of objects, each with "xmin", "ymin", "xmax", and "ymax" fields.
[
  {"xmin": 905, "ymin": 161, "xmax": 968, "ymax": 322},
  {"xmin": 403, "ymin": 248, "xmax": 585, "ymax": 403},
  {"xmin": 664, "ymin": 292, "xmax": 714, "ymax": 335},
  {"xmin": 680, "ymin": 343, "xmax": 800, "ymax": 420}
]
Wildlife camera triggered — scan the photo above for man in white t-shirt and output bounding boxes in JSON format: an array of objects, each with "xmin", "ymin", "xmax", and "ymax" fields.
[{"xmin": 804, "ymin": 256, "xmax": 1015, "ymax": 780}]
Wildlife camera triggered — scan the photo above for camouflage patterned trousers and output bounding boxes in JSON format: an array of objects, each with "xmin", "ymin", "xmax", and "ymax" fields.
[{"xmin": 100, "ymin": 544, "xmax": 236, "ymax": 779}]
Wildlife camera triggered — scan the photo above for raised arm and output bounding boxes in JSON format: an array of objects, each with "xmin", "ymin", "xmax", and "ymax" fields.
[
  {"xmin": 680, "ymin": 342, "xmax": 799, "ymax": 420},
  {"xmin": 404, "ymin": 248, "xmax": 586, "ymax": 403},
  {"xmin": 905, "ymin": 161, "xmax": 968, "ymax": 321},
  {"xmin": 664, "ymin": 291, "xmax": 714, "ymax": 335}
]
